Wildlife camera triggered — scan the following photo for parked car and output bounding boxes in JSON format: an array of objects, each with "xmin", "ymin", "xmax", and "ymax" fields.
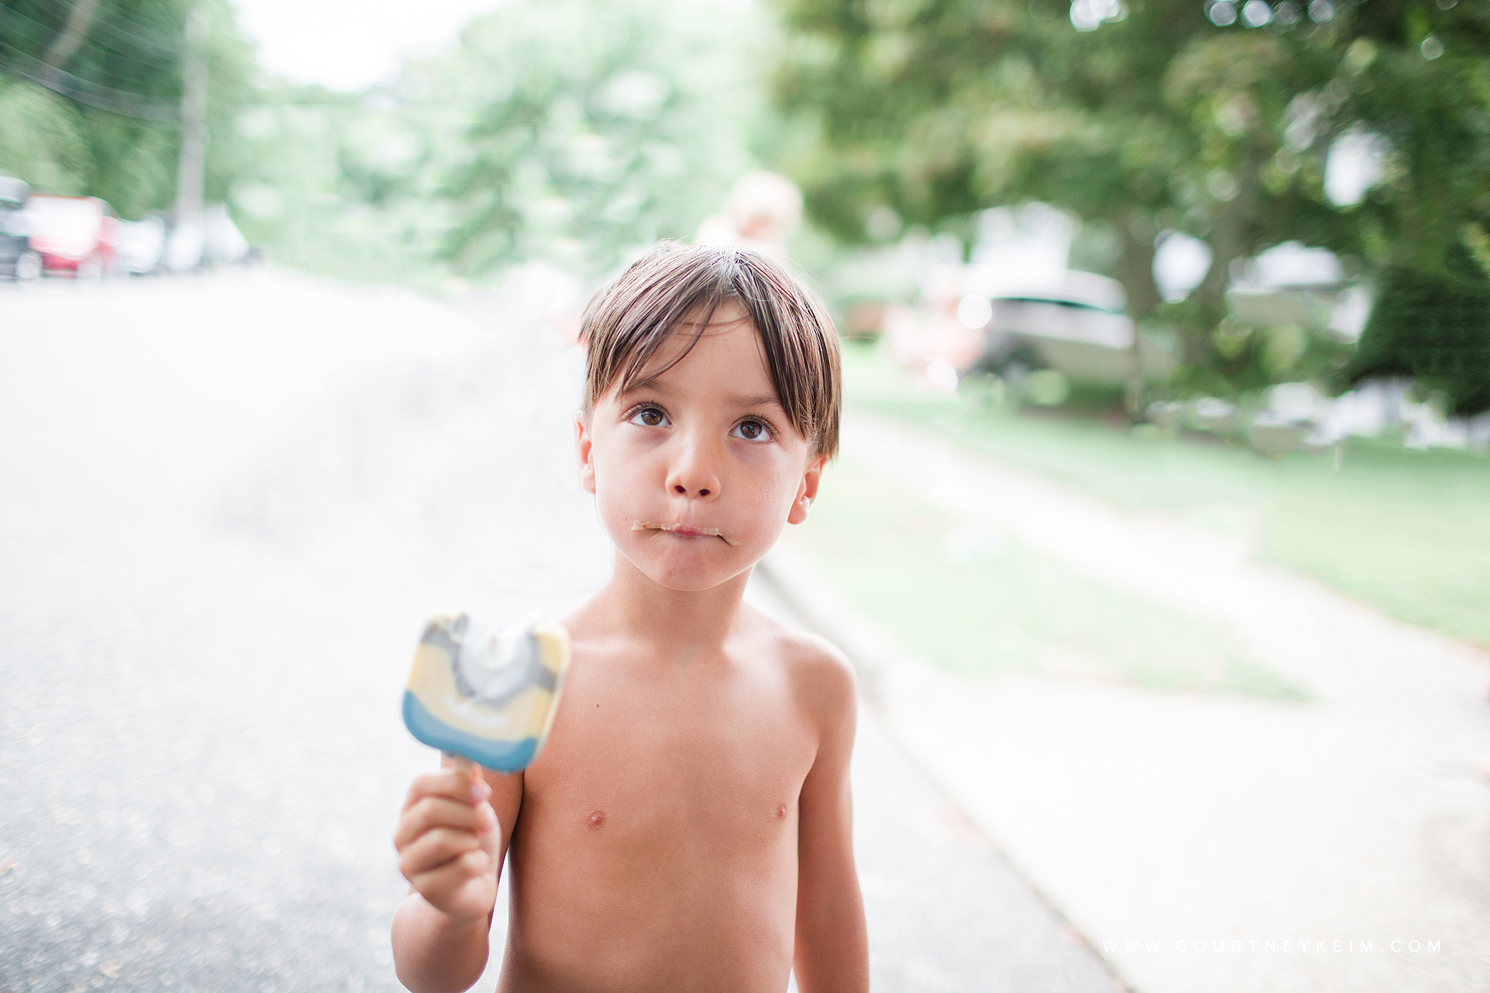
[
  {"xmin": 164, "ymin": 203, "xmax": 252, "ymax": 272},
  {"xmin": 25, "ymin": 194, "xmax": 117, "ymax": 277},
  {"xmin": 114, "ymin": 214, "xmax": 167, "ymax": 275},
  {"xmin": 0, "ymin": 176, "xmax": 42, "ymax": 280},
  {"xmin": 976, "ymin": 270, "xmax": 1175, "ymax": 385}
]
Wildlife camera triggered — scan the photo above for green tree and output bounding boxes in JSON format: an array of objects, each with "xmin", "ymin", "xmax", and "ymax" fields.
[
  {"xmin": 1330, "ymin": 2, "xmax": 1490, "ymax": 414},
  {"xmin": 224, "ymin": 0, "xmax": 776, "ymax": 286},
  {"xmin": 772, "ymin": 0, "xmax": 1490, "ymax": 396},
  {"xmin": 224, "ymin": 84, "xmax": 457, "ymax": 284},
  {"xmin": 0, "ymin": 0, "xmax": 255, "ymax": 218},
  {"xmin": 427, "ymin": 0, "xmax": 767, "ymax": 276},
  {"xmin": 0, "ymin": 79, "xmax": 89, "ymax": 193}
]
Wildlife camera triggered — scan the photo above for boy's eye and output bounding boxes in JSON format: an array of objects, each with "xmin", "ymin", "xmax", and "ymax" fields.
[
  {"xmin": 731, "ymin": 418, "xmax": 772, "ymax": 442},
  {"xmin": 627, "ymin": 405, "xmax": 669, "ymax": 428}
]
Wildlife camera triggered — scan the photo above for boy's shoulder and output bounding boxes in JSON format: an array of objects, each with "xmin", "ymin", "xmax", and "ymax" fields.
[
  {"xmin": 559, "ymin": 595, "xmax": 857, "ymax": 721},
  {"xmin": 746, "ymin": 604, "xmax": 857, "ymax": 718}
]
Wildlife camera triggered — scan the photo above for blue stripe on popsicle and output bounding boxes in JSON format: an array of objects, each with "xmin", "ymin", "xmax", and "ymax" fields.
[{"xmin": 402, "ymin": 691, "xmax": 540, "ymax": 772}]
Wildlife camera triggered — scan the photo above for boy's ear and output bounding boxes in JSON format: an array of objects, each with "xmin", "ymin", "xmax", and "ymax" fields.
[
  {"xmin": 576, "ymin": 412, "xmax": 597, "ymax": 495},
  {"xmin": 787, "ymin": 454, "xmax": 825, "ymax": 526}
]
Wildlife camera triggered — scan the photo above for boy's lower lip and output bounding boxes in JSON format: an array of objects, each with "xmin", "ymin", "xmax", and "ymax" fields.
[{"xmin": 630, "ymin": 521, "xmax": 741, "ymax": 546}]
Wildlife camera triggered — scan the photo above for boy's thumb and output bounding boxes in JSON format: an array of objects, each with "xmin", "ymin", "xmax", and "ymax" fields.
[{"xmin": 461, "ymin": 762, "xmax": 502, "ymax": 865}]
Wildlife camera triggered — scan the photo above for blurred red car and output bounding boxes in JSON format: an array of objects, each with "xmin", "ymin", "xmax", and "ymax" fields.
[{"xmin": 25, "ymin": 195, "xmax": 117, "ymax": 277}]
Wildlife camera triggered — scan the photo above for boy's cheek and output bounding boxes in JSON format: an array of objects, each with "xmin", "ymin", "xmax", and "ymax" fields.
[{"xmin": 589, "ymin": 476, "xmax": 648, "ymax": 544}]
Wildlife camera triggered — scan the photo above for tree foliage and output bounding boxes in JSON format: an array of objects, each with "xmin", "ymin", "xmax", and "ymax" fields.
[
  {"xmin": 226, "ymin": 0, "xmax": 773, "ymax": 283},
  {"xmin": 425, "ymin": 0, "xmax": 766, "ymax": 275},
  {"xmin": 1348, "ymin": 252, "xmax": 1490, "ymax": 415},
  {"xmin": 772, "ymin": 0, "xmax": 1490, "ymax": 395},
  {"xmin": 1329, "ymin": 2, "xmax": 1490, "ymax": 414},
  {"xmin": 0, "ymin": 0, "xmax": 255, "ymax": 218}
]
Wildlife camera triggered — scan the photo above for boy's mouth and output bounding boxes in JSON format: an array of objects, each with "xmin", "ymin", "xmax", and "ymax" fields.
[{"xmin": 631, "ymin": 521, "xmax": 741, "ymax": 546}]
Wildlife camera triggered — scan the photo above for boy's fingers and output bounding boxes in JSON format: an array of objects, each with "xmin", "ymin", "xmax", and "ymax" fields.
[
  {"xmin": 409, "ymin": 846, "xmax": 491, "ymax": 889},
  {"xmin": 462, "ymin": 763, "xmax": 493, "ymax": 803},
  {"xmin": 399, "ymin": 827, "xmax": 483, "ymax": 880},
  {"xmin": 403, "ymin": 768, "xmax": 492, "ymax": 810},
  {"xmin": 394, "ymin": 796, "xmax": 496, "ymax": 849},
  {"xmin": 456, "ymin": 847, "xmax": 493, "ymax": 878},
  {"xmin": 441, "ymin": 758, "xmax": 493, "ymax": 802},
  {"xmin": 476, "ymin": 804, "xmax": 502, "ymax": 863},
  {"xmin": 408, "ymin": 850, "xmax": 496, "ymax": 916}
]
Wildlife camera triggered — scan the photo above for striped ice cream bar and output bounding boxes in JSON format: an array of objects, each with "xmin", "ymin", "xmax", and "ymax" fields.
[{"xmin": 402, "ymin": 614, "xmax": 570, "ymax": 772}]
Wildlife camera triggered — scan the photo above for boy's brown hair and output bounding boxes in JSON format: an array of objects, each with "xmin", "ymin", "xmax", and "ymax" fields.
[{"xmin": 580, "ymin": 242, "xmax": 841, "ymax": 459}]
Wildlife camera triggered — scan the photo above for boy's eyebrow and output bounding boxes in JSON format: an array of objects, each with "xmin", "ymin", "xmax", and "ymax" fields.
[{"xmin": 728, "ymin": 392, "xmax": 786, "ymax": 410}]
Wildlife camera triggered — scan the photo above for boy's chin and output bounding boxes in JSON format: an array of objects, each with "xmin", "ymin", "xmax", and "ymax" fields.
[{"xmin": 614, "ymin": 543, "xmax": 757, "ymax": 594}]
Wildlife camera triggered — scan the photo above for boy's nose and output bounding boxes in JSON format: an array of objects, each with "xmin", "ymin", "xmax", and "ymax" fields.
[{"xmin": 666, "ymin": 434, "xmax": 722, "ymax": 500}]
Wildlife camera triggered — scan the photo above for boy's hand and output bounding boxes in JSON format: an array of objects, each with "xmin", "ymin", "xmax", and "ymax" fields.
[{"xmin": 394, "ymin": 764, "xmax": 501, "ymax": 924}]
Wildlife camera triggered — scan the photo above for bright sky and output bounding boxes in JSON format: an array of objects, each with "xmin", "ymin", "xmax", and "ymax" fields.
[{"xmin": 231, "ymin": 0, "xmax": 503, "ymax": 90}]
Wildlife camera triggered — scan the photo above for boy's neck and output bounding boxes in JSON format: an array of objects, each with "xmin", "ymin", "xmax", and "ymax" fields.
[{"xmin": 588, "ymin": 553, "xmax": 754, "ymax": 663}]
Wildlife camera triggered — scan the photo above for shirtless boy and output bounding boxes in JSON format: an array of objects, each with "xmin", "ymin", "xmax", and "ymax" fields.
[{"xmin": 391, "ymin": 243, "xmax": 869, "ymax": 993}]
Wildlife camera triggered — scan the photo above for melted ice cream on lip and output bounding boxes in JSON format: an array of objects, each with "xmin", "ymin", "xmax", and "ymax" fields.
[{"xmin": 631, "ymin": 520, "xmax": 741, "ymax": 546}]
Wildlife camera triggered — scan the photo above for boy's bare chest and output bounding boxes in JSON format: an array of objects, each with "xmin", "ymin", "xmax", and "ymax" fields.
[{"xmin": 522, "ymin": 656, "xmax": 818, "ymax": 842}]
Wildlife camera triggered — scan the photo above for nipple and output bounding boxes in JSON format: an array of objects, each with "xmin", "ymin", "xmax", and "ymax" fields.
[
  {"xmin": 587, "ymin": 809, "xmax": 606, "ymax": 828},
  {"xmin": 776, "ymin": 803, "xmax": 788, "ymax": 819}
]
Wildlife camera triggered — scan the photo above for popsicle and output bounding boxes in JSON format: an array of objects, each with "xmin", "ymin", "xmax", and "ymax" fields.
[{"xmin": 402, "ymin": 614, "xmax": 570, "ymax": 772}]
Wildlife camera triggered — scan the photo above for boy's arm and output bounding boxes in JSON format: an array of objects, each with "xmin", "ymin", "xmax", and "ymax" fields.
[
  {"xmin": 793, "ymin": 646, "xmax": 870, "ymax": 993},
  {"xmin": 391, "ymin": 760, "xmax": 523, "ymax": 993}
]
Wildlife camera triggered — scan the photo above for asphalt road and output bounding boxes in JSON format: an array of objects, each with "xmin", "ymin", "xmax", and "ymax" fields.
[{"xmin": 0, "ymin": 270, "xmax": 1119, "ymax": 993}]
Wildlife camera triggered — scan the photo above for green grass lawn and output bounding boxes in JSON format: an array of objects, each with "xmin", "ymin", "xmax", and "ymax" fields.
[
  {"xmin": 797, "ymin": 451, "xmax": 1307, "ymax": 699},
  {"xmin": 838, "ymin": 341, "xmax": 1490, "ymax": 646}
]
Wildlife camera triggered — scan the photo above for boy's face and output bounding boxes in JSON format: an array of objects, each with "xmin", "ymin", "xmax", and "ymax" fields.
[{"xmin": 577, "ymin": 301, "xmax": 824, "ymax": 593}]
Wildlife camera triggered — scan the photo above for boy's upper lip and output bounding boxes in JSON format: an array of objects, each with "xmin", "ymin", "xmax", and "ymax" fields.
[{"xmin": 630, "ymin": 520, "xmax": 741, "ymax": 546}]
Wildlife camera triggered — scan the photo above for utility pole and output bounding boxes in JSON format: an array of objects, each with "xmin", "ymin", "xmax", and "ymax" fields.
[
  {"xmin": 174, "ymin": 4, "xmax": 208, "ymax": 225},
  {"xmin": 39, "ymin": 0, "xmax": 100, "ymax": 90}
]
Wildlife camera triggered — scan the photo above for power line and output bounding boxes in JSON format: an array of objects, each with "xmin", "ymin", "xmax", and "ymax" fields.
[
  {"xmin": 0, "ymin": 36, "xmax": 178, "ymax": 121},
  {"xmin": 0, "ymin": 0, "xmax": 184, "ymax": 121},
  {"xmin": 37, "ymin": 0, "xmax": 180, "ymax": 59},
  {"xmin": 0, "ymin": 3, "xmax": 63, "ymax": 48},
  {"xmin": 92, "ymin": 4, "xmax": 180, "ymax": 59},
  {"xmin": 0, "ymin": 27, "xmax": 179, "ymax": 105},
  {"xmin": 0, "ymin": 3, "xmax": 176, "ymax": 78}
]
